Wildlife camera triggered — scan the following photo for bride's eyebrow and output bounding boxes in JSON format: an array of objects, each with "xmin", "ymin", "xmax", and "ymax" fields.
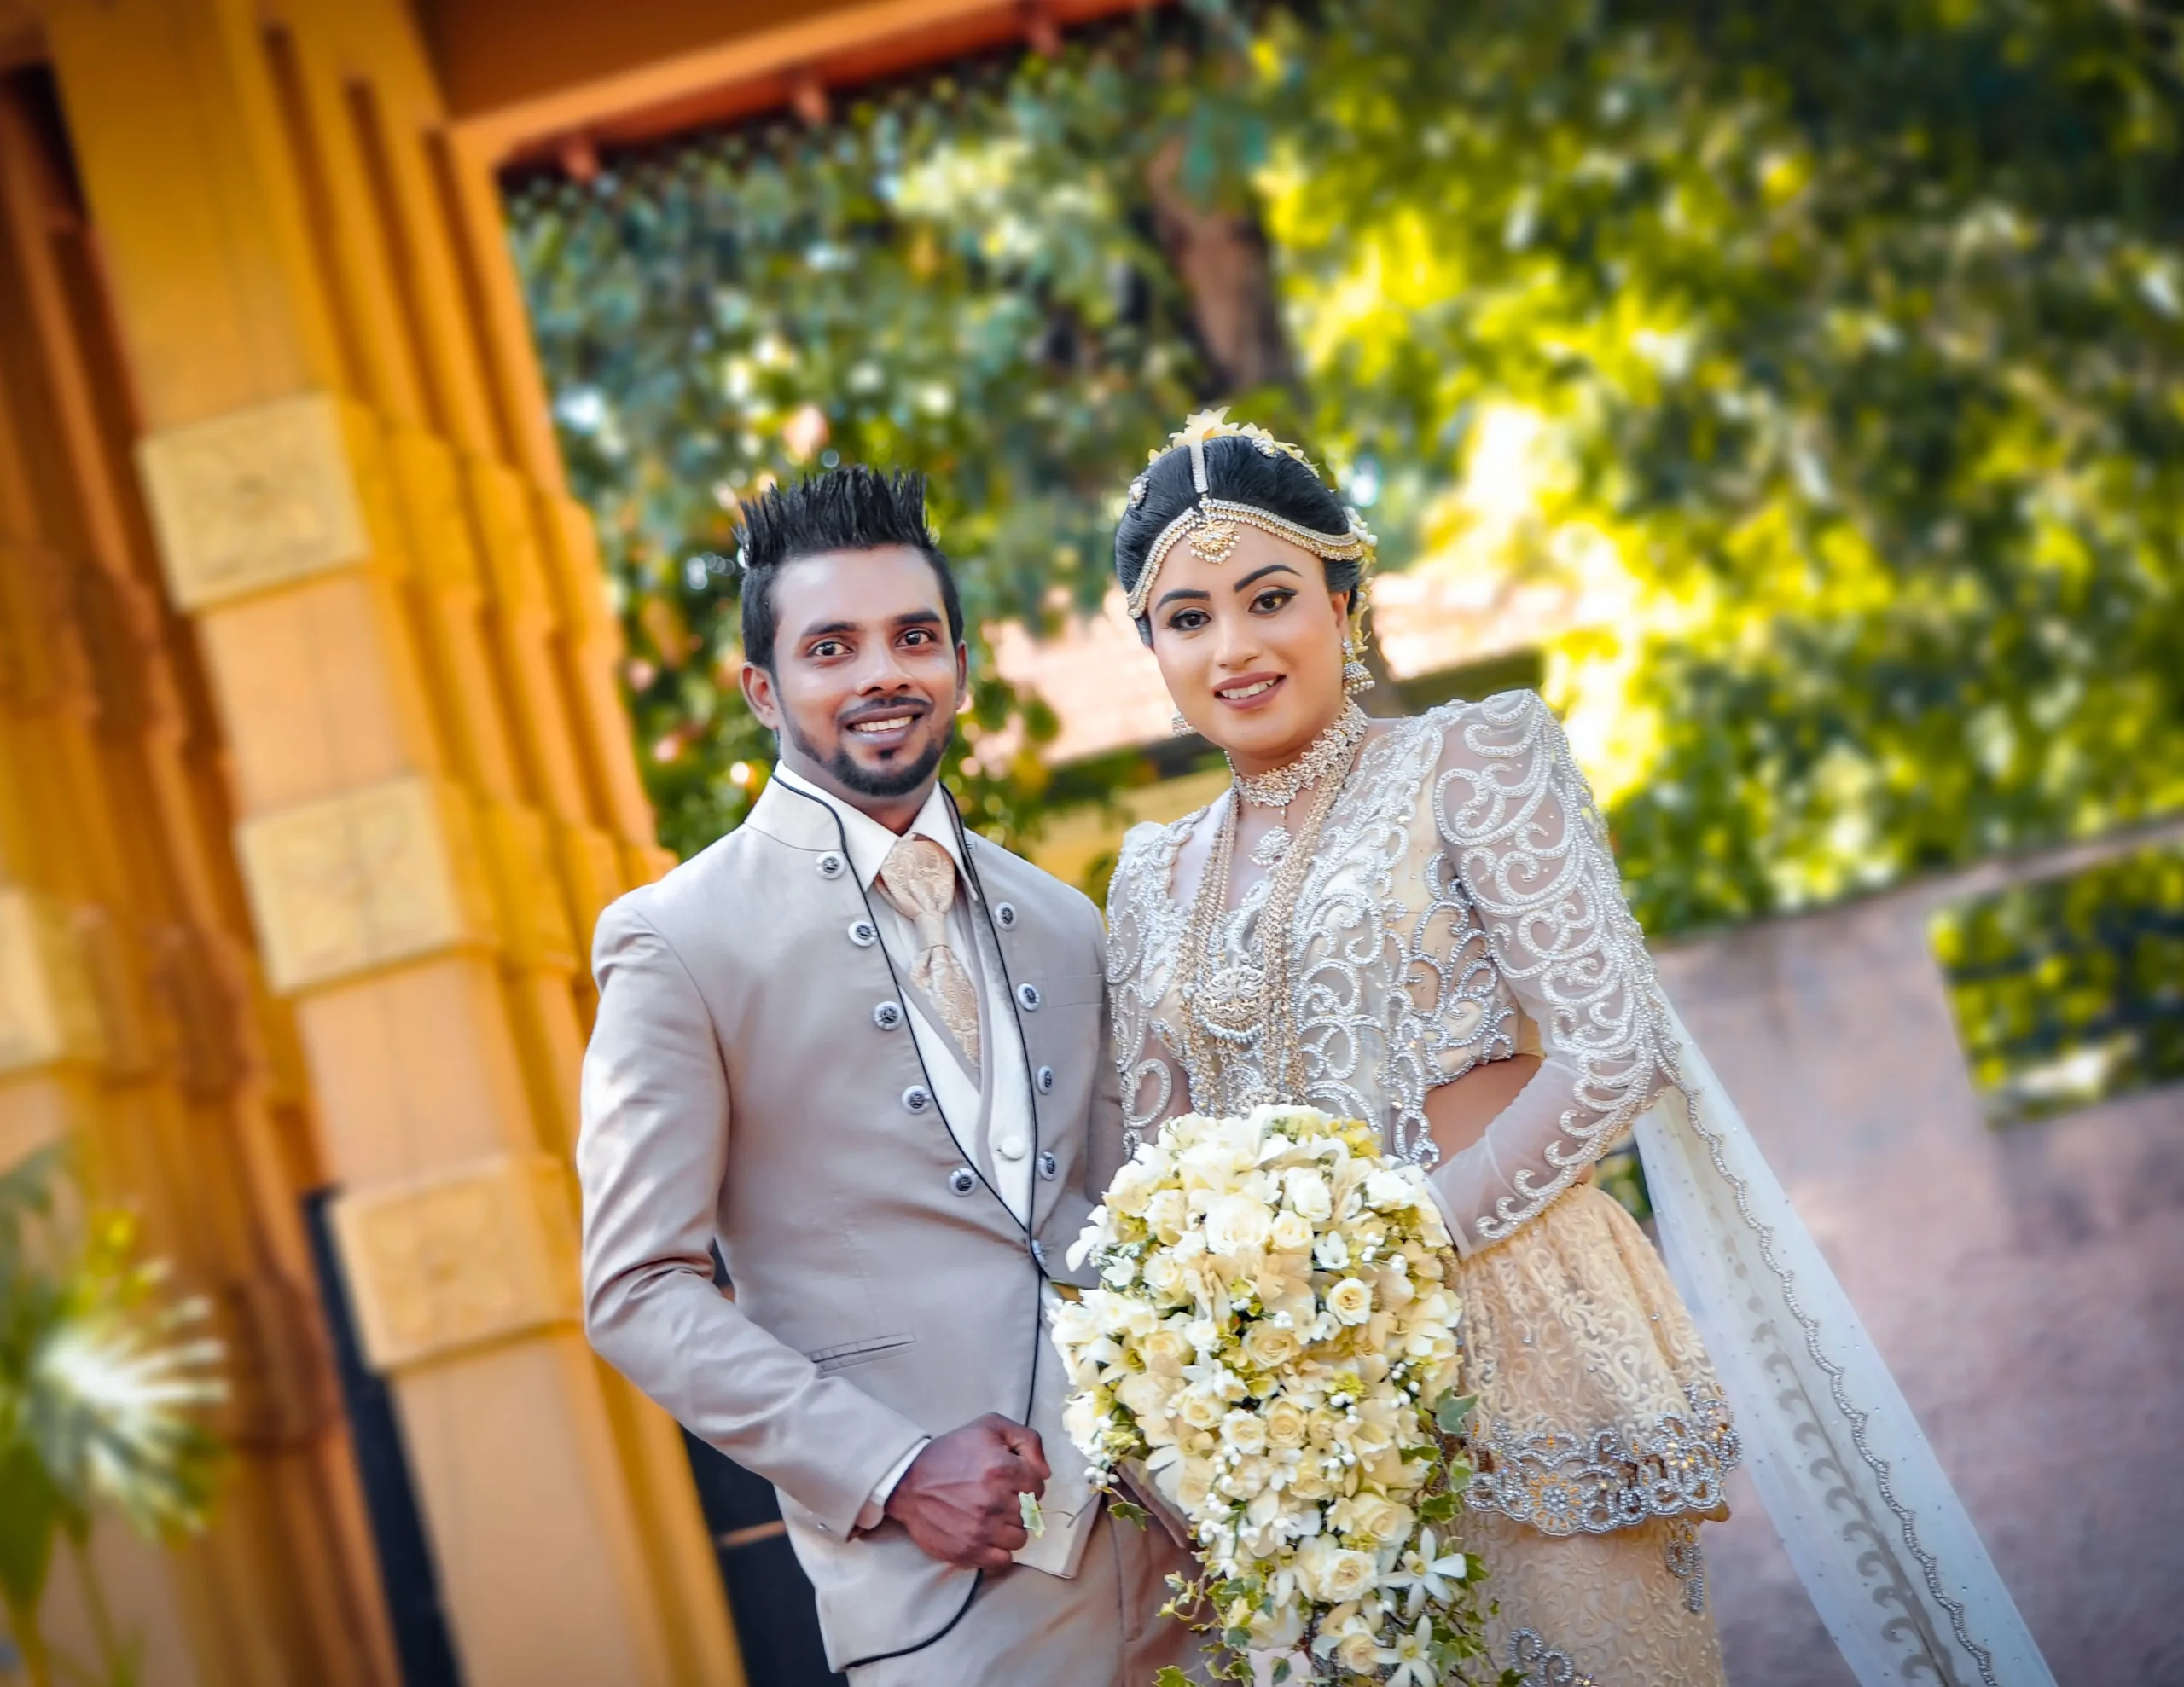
[
  {"xmin": 1233, "ymin": 563, "xmax": 1302, "ymax": 591},
  {"xmin": 1155, "ymin": 586, "xmax": 1212, "ymax": 611}
]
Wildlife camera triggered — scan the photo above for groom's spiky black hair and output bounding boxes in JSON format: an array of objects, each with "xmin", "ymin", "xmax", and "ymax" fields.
[{"xmin": 737, "ymin": 466, "xmax": 964, "ymax": 670}]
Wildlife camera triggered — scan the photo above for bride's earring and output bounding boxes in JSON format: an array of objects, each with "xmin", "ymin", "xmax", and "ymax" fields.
[
  {"xmin": 1170, "ymin": 710, "xmax": 1192, "ymax": 737},
  {"xmin": 1342, "ymin": 632, "xmax": 1376, "ymax": 697}
]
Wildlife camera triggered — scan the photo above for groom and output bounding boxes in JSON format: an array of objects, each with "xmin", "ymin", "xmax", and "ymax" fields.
[{"xmin": 577, "ymin": 467, "xmax": 1195, "ymax": 1684}]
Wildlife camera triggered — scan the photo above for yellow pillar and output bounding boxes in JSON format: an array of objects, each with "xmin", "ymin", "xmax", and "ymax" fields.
[
  {"xmin": 36, "ymin": 1, "xmax": 739, "ymax": 1683},
  {"xmin": 0, "ymin": 74, "xmax": 395, "ymax": 1687}
]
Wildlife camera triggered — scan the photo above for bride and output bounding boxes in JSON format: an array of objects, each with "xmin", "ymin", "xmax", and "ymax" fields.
[{"xmin": 1100, "ymin": 412, "xmax": 2057, "ymax": 1686}]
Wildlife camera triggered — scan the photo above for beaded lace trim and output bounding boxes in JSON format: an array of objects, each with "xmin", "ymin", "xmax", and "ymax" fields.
[{"xmin": 1465, "ymin": 1383, "xmax": 1740, "ymax": 1537}]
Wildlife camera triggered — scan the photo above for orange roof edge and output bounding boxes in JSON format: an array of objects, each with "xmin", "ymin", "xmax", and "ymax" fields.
[{"xmin": 429, "ymin": 0, "xmax": 1170, "ymax": 168}]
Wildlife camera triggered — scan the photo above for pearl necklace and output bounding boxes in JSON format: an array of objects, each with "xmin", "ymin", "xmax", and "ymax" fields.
[{"xmin": 1228, "ymin": 700, "xmax": 1369, "ymax": 809}]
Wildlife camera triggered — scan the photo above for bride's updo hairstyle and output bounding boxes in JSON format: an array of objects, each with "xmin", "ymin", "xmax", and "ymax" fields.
[{"xmin": 1115, "ymin": 412, "xmax": 1374, "ymax": 646}]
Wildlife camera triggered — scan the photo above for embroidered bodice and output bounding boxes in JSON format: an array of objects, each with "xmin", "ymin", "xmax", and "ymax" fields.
[
  {"xmin": 1106, "ymin": 688, "xmax": 1682, "ymax": 1253},
  {"xmin": 1105, "ymin": 691, "xmax": 1739, "ymax": 1565}
]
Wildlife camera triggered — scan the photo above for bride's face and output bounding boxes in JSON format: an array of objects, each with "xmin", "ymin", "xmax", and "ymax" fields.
[{"xmin": 1144, "ymin": 525, "xmax": 1351, "ymax": 774}]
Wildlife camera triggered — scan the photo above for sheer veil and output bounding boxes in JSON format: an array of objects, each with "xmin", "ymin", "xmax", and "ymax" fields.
[{"xmin": 1637, "ymin": 1001, "xmax": 2057, "ymax": 1687}]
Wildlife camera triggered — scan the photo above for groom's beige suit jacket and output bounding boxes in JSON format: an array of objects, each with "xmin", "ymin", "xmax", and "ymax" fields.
[{"xmin": 576, "ymin": 774, "xmax": 1124, "ymax": 1672}]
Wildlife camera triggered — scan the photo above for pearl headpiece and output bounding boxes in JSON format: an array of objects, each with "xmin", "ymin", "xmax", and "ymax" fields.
[{"xmin": 1124, "ymin": 409, "xmax": 1376, "ymax": 620}]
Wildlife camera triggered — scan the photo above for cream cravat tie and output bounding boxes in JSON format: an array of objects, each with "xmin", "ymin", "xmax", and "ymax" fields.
[{"xmin": 875, "ymin": 835, "xmax": 980, "ymax": 1075}]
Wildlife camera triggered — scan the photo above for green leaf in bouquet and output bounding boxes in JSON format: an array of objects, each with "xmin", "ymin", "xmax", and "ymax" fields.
[
  {"xmin": 1154, "ymin": 1670, "xmax": 1193, "ymax": 1687},
  {"xmin": 1420, "ymin": 1492, "xmax": 1458, "ymax": 1523},
  {"xmin": 1108, "ymin": 1497, "xmax": 1148, "ymax": 1528},
  {"xmin": 1433, "ymin": 1391, "xmax": 1478, "ymax": 1435}
]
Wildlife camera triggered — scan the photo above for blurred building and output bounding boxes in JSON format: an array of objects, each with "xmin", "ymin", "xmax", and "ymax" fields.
[
  {"xmin": 0, "ymin": 3, "xmax": 2175, "ymax": 1687},
  {"xmin": 0, "ymin": 5, "xmax": 1155, "ymax": 1687}
]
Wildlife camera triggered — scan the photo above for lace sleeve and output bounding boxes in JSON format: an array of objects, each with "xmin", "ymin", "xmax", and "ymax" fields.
[
  {"xmin": 1425, "ymin": 691, "xmax": 1681, "ymax": 1254},
  {"xmin": 1105, "ymin": 817, "xmax": 1197, "ymax": 1155}
]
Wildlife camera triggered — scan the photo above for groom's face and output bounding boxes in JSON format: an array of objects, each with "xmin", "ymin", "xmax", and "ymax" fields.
[{"xmin": 741, "ymin": 545, "xmax": 967, "ymax": 817}]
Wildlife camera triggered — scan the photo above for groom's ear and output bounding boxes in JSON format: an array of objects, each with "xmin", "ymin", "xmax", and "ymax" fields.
[
  {"xmin": 955, "ymin": 640, "xmax": 971, "ymax": 713},
  {"xmin": 741, "ymin": 659, "xmax": 782, "ymax": 732}
]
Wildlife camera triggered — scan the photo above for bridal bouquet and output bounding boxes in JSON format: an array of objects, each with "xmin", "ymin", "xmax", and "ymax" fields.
[{"xmin": 1053, "ymin": 1107, "xmax": 1498, "ymax": 1685}]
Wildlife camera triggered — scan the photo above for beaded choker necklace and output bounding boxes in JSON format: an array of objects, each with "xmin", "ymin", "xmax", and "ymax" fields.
[{"xmin": 1228, "ymin": 701, "xmax": 1369, "ymax": 809}]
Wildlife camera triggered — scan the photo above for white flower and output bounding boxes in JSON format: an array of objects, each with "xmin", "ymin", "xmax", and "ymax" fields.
[
  {"xmin": 1242, "ymin": 1320, "xmax": 1302, "ymax": 1371},
  {"xmin": 1389, "ymin": 1528, "xmax": 1470, "ymax": 1618},
  {"xmin": 1263, "ymin": 1396, "xmax": 1310, "ymax": 1449},
  {"xmin": 1334, "ymin": 1627, "xmax": 1382, "ymax": 1673},
  {"xmin": 1204, "ymin": 1192, "xmax": 1274, "ymax": 1256},
  {"xmin": 1383, "ymin": 1615, "xmax": 1437, "ymax": 1687},
  {"xmin": 1326, "ymin": 1277, "xmax": 1374, "ymax": 1325},
  {"xmin": 1284, "ymin": 1168, "xmax": 1333, "ymax": 1222},
  {"xmin": 1364, "ymin": 1168, "xmax": 1415, "ymax": 1211},
  {"xmin": 1219, "ymin": 1408, "xmax": 1269, "ymax": 1457},
  {"xmin": 1269, "ymin": 1208, "xmax": 1314, "ymax": 1253}
]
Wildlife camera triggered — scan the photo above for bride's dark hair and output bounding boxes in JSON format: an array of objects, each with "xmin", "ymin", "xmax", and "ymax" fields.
[{"xmin": 1114, "ymin": 435, "xmax": 1365, "ymax": 646}]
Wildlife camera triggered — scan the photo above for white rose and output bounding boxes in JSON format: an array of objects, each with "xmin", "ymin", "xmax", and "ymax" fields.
[
  {"xmin": 1140, "ymin": 1324, "xmax": 1190, "ymax": 1375},
  {"xmin": 1220, "ymin": 1409, "xmax": 1269, "ymax": 1457},
  {"xmin": 1048, "ymin": 1301, "xmax": 1100, "ymax": 1351},
  {"xmin": 1141, "ymin": 1251, "xmax": 1188, "ymax": 1301},
  {"xmin": 1326, "ymin": 1277, "xmax": 1374, "ymax": 1325},
  {"xmin": 1203, "ymin": 1192, "xmax": 1274, "ymax": 1256},
  {"xmin": 1117, "ymin": 1371, "xmax": 1173, "ymax": 1420},
  {"xmin": 1269, "ymin": 1209, "xmax": 1315, "ymax": 1253},
  {"xmin": 1363, "ymin": 1168, "xmax": 1414, "ymax": 1211},
  {"xmin": 1321, "ymin": 1547, "xmax": 1376, "ymax": 1605},
  {"xmin": 1287, "ymin": 1461, "xmax": 1333, "ymax": 1502},
  {"xmin": 1356, "ymin": 1494, "xmax": 1413, "ymax": 1545},
  {"xmin": 1263, "ymin": 1396, "xmax": 1310, "ymax": 1449},
  {"xmin": 1176, "ymin": 1391, "xmax": 1224, "ymax": 1430},
  {"xmin": 1243, "ymin": 1320, "xmax": 1302, "ymax": 1371},
  {"xmin": 1284, "ymin": 1168, "xmax": 1333, "ymax": 1222},
  {"xmin": 1144, "ymin": 1187, "xmax": 1188, "ymax": 1242},
  {"xmin": 1106, "ymin": 1160, "xmax": 1159, "ymax": 1216},
  {"xmin": 1334, "ymin": 1628, "xmax": 1382, "ymax": 1673}
]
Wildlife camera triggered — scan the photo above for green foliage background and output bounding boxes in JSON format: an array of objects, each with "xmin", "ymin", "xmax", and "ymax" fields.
[{"xmin": 508, "ymin": 0, "xmax": 2184, "ymax": 934}]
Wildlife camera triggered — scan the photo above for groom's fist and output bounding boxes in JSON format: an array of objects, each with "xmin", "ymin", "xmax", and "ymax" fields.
[{"xmin": 885, "ymin": 1413, "xmax": 1051, "ymax": 1570}]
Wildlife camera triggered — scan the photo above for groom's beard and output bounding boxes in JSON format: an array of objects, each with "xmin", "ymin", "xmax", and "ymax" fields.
[{"xmin": 783, "ymin": 706, "xmax": 953, "ymax": 800}]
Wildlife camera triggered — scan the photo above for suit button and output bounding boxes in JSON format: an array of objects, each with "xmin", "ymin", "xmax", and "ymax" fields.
[
  {"xmin": 1036, "ymin": 1065, "xmax": 1055, "ymax": 1095},
  {"xmin": 873, "ymin": 1001, "xmax": 903, "ymax": 1031},
  {"xmin": 1016, "ymin": 983, "xmax": 1041, "ymax": 1012},
  {"xmin": 848, "ymin": 919, "xmax": 878, "ymax": 948},
  {"xmin": 995, "ymin": 1131, "xmax": 1026, "ymax": 1161},
  {"xmin": 1031, "ymin": 1239, "xmax": 1048, "ymax": 1267},
  {"xmin": 948, "ymin": 1167, "xmax": 977, "ymax": 1196},
  {"xmin": 1037, "ymin": 1151, "xmax": 1059, "ymax": 1181},
  {"xmin": 995, "ymin": 901, "xmax": 1017, "ymax": 929},
  {"xmin": 902, "ymin": 1085, "xmax": 932, "ymax": 1114},
  {"xmin": 816, "ymin": 852, "xmax": 845, "ymax": 879}
]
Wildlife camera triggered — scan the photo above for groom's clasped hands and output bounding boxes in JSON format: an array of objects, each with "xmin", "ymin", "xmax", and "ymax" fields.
[{"xmin": 883, "ymin": 1413, "xmax": 1051, "ymax": 1570}]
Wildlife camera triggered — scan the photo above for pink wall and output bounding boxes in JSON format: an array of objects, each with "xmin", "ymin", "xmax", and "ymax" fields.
[{"xmin": 1652, "ymin": 846, "xmax": 2184, "ymax": 1685}]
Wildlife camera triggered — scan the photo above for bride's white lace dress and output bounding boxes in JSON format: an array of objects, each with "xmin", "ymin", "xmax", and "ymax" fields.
[
  {"xmin": 1107, "ymin": 691, "xmax": 1730, "ymax": 1684},
  {"xmin": 1107, "ymin": 690, "xmax": 2058, "ymax": 1687}
]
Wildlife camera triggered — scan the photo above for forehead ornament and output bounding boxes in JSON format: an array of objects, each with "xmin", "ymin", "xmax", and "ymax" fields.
[{"xmin": 1125, "ymin": 409, "xmax": 1374, "ymax": 620}]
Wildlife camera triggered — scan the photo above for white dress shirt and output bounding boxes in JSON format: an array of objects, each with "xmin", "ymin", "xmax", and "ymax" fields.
[{"xmin": 767, "ymin": 764, "xmax": 1093, "ymax": 1576}]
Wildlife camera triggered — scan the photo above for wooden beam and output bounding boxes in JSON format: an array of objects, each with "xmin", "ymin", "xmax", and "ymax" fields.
[{"xmin": 424, "ymin": 0, "xmax": 1165, "ymax": 166}]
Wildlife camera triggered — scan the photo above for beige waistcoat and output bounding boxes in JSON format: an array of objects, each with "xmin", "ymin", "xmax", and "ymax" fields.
[{"xmin": 577, "ymin": 776, "xmax": 1123, "ymax": 1671}]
